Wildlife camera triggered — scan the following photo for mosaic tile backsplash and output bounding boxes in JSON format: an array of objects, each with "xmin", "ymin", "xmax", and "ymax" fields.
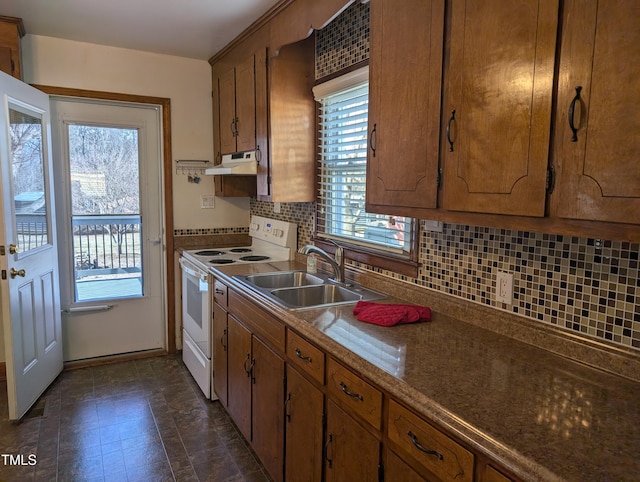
[
  {"xmin": 315, "ymin": 1, "xmax": 370, "ymax": 79},
  {"xmin": 248, "ymin": 203, "xmax": 640, "ymax": 352}
]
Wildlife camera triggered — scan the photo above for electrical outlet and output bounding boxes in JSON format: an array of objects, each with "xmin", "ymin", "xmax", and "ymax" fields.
[
  {"xmin": 495, "ymin": 271, "xmax": 513, "ymax": 305},
  {"xmin": 274, "ymin": 202, "xmax": 281, "ymax": 213}
]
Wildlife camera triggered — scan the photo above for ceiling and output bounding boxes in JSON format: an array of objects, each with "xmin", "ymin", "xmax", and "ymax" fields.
[{"xmin": 0, "ymin": 0, "xmax": 283, "ymax": 60}]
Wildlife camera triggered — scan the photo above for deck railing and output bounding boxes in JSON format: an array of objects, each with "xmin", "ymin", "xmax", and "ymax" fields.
[{"xmin": 72, "ymin": 214, "xmax": 142, "ymax": 280}]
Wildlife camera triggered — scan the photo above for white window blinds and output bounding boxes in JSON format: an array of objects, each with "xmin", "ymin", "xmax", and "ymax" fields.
[{"xmin": 314, "ymin": 70, "xmax": 412, "ymax": 255}]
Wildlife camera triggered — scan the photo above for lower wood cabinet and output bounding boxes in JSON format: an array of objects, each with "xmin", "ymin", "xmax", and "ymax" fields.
[
  {"xmin": 212, "ymin": 302, "xmax": 228, "ymax": 406},
  {"xmin": 214, "ymin": 283, "xmax": 523, "ymax": 482},
  {"xmin": 385, "ymin": 449, "xmax": 431, "ymax": 482},
  {"xmin": 226, "ymin": 315, "xmax": 252, "ymax": 439},
  {"xmin": 388, "ymin": 400, "xmax": 474, "ymax": 482},
  {"xmin": 252, "ymin": 336, "xmax": 285, "ymax": 482},
  {"xmin": 226, "ymin": 313, "xmax": 285, "ymax": 482},
  {"xmin": 325, "ymin": 399, "xmax": 380, "ymax": 482},
  {"xmin": 285, "ymin": 364, "xmax": 324, "ymax": 482}
]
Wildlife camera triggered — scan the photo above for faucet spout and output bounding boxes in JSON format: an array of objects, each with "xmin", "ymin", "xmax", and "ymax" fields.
[{"xmin": 298, "ymin": 244, "xmax": 345, "ymax": 283}]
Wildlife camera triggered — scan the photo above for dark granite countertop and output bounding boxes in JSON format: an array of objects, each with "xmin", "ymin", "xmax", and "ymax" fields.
[{"xmin": 205, "ymin": 259, "xmax": 640, "ymax": 482}]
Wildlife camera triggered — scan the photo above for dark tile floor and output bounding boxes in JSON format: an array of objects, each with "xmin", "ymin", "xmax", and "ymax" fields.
[{"xmin": 0, "ymin": 355, "xmax": 270, "ymax": 482}]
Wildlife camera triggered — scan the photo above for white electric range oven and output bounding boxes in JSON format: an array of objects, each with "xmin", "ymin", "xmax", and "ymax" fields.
[{"xmin": 179, "ymin": 216, "xmax": 297, "ymax": 399}]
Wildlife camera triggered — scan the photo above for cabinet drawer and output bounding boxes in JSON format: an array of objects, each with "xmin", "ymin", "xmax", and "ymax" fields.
[
  {"xmin": 213, "ymin": 280, "xmax": 228, "ymax": 308},
  {"xmin": 388, "ymin": 400, "xmax": 473, "ymax": 482},
  {"xmin": 286, "ymin": 330, "xmax": 325, "ymax": 385},
  {"xmin": 326, "ymin": 358, "xmax": 382, "ymax": 430},
  {"xmin": 228, "ymin": 289, "xmax": 285, "ymax": 352}
]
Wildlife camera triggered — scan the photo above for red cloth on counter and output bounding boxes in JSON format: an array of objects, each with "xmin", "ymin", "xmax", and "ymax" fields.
[{"xmin": 352, "ymin": 301, "xmax": 431, "ymax": 327}]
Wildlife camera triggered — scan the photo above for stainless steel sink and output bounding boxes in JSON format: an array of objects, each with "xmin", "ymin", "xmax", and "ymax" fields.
[
  {"xmin": 240, "ymin": 271, "xmax": 324, "ymax": 289},
  {"xmin": 271, "ymin": 284, "xmax": 361, "ymax": 307},
  {"xmin": 233, "ymin": 270, "xmax": 386, "ymax": 309}
]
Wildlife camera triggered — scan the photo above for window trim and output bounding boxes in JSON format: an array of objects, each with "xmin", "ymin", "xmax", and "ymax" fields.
[{"xmin": 313, "ymin": 65, "xmax": 419, "ymax": 278}]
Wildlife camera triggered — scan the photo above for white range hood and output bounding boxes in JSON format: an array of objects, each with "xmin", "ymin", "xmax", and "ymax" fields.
[{"xmin": 205, "ymin": 151, "xmax": 257, "ymax": 175}]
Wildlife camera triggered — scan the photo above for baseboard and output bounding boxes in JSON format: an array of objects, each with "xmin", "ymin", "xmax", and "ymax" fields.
[{"xmin": 63, "ymin": 348, "xmax": 168, "ymax": 371}]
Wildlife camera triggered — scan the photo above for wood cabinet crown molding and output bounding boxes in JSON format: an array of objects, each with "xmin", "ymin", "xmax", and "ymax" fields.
[{"xmin": 0, "ymin": 16, "xmax": 25, "ymax": 36}]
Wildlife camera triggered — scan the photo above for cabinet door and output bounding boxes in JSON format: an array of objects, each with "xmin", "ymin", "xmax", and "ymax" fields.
[
  {"xmin": 0, "ymin": 19, "xmax": 22, "ymax": 79},
  {"xmin": 385, "ymin": 450, "xmax": 429, "ymax": 482},
  {"xmin": 212, "ymin": 302, "xmax": 228, "ymax": 406},
  {"xmin": 442, "ymin": 0, "xmax": 559, "ymax": 216},
  {"xmin": 325, "ymin": 400, "xmax": 380, "ymax": 482},
  {"xmin": 235, "ymin": 55, "xmax": 257, "ymax": 153},
  {"xmin": 252, "ymin": 336, "xmax": 285, "ymax": 482},
  {"xmin": 227, "ymin": 315, "xmax": 252, "ymax": 440},
  {"xmin": 285, "ymin": 365, "xmax": 324, "ymax": 482},
  {"xmin": 366, "ymin": 0, "xmax": 444, "ymax": 214},
  {"xmin": 550, "ymin": 0, "xmax": 640, "ymax": 224},
  {"xmin": 219, "ymin": 66, "xmax": 237, "ymax": 155}
]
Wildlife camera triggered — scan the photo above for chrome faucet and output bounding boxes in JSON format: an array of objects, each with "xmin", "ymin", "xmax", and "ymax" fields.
[{"xmin": 298, "ymin": 242, "xmax": 345, "ymax": 283}]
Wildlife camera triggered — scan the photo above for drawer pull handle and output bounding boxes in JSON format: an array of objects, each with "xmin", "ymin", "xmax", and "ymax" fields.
[
  {"xmin": 568, "ymin": 86, "xmax": 582, "ymax": 142},
  {"xmin": 285, "ymin": 393, "xmax": 292, "ymax": 422},
  {"xmin": 243, "ymin": 354, "xmax": 254, "ymax": 378},
  {"xmin": 295, "ymin": 348, "xmax": 312, "ymax": 363},
  {"xmin": 215, "ymin": 288, "xmax": 225, "ymax": 295},
  {"xmin": 339, "ymin": 381, "xmax": 363, "ymax": 401},
  {"xmin": 220, "ymin": 329, "xmax": 227, "ymax": 351},
  {"xmin": 369, "ymin": 123, "xmax": 377, "ymax": 157},
  {"xmin": 408, "ymin": 431, "xmax": 443, "ymax": 460},
  {"xmin": 325, "ymin": 433, "xmax": 333, "ymax": 468},
  {"xmin": 446, "ymin": 109, "xmax": 456, "ymax": 152}
]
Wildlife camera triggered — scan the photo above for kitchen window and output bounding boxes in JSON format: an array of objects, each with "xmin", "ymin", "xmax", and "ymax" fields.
[{"xmin": 313, "ymin": 67, "xmax": 418, "ymax": 276}]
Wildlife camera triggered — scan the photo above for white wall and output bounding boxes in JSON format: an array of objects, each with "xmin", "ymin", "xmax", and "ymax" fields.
[
  {"xmin": 22, "ymin": 34, "xmax": 250, "ymax": 230},
  {"xmin": 0, "ymin": 35, "xmax": 250, "ymax": 364}
]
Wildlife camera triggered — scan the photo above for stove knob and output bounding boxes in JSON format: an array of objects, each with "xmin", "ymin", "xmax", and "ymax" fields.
[
  {"xmin": 250, "ymin": 223, "xmax": 260, "ymax": 231},
  {"xmin": 274, "ymin": 229, "xmax": 284, "ymax": 237}
]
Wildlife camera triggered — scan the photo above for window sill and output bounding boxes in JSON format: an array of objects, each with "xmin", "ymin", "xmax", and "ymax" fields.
[{"xmin": 313, "ymin": 238, "xmax": 419, "ymax": 278}]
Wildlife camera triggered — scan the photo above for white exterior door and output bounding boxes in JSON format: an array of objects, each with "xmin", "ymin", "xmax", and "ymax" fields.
[
  {"xmin": 50, "ymin": 98, "xmax": 165, "ymax": 361},
  {"xmin": 0, "ymin": 72, "xmax": 63, "ymax": 420}
]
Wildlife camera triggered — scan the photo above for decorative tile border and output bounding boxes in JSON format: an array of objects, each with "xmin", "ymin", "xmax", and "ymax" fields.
[{"xmin": 174, "ymin": 227, "xmax": 249, "ymax": 236}]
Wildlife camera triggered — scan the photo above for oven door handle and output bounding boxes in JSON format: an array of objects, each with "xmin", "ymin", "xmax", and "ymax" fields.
[{"xmin": 179, "ymin": 257, "xmax": 208, "ymax": 281}]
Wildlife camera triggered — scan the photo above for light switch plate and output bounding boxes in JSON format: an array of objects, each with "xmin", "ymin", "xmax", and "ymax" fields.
[{"xmin": 201, "ymin": 195, "xmax": 215, "ymax": 209}]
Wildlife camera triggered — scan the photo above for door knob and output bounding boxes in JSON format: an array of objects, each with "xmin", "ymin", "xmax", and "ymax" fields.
[
  {"xmin": 10, "ymin": 268, "xmax": 25, "ymax": 278},
  {"xmin": 9, "ymin": 244, "xmax": 18, "ymax": 254}
]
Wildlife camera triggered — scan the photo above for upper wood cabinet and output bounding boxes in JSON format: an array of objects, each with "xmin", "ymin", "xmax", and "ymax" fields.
[
  {"xmin": 0, "ymin": 16, "xmax": 24, "ymax": 80},
  {"xmin": 549, "ymin": 0, "xmax": 640, "ymax": 225},
  {"xmin": 211, "ymin": 38, "xmax": 315, "ymax": 202},
  {"xmin": 440, "ymin": 0, "xmax": 559, "ymax": 217},
  {"xmin": 211, "ymin": 51, "xmax": 264, "ymax": 197},
  {"xmin": 216, "ymin": 52, "xmax": 261, "ymax": 157},
  {"xmin": 366, "ymin": 0, "xmax": 445, "ymax": 215},
  {"xmin": 258, "ymin": 37, "xmax": 315, "ymax": 202}
]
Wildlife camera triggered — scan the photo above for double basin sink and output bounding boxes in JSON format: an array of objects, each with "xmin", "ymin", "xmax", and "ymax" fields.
[{"xmin": 233, "ymin": 270, "xmax": 386, "ymax": 309}]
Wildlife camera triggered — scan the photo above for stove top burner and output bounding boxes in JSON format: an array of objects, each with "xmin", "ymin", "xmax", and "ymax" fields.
[
  {"xmin": 229, "ymin": 248, "xmax": 252, "ymax": 253},
  {"xmin": 194, "ymin": 250, "xmax": 225, "ymax": 256},
  {"xmin": 239, "ymin": 255, "xmax": 270, "ymax": 262},
  {"xmin": 208, "ymin": 259, "xmax": 235, "ymax": 264}
]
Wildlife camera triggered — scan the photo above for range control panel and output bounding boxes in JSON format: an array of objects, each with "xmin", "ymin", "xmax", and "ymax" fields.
[{"xmin": 249, "ymin": 215, "xmax": 297, "ymax": 249}]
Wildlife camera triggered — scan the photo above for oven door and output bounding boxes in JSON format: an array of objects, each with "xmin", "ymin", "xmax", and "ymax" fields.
[{"xmin": 179, "ymin": 257, "xmax": 211, "ymax": 358}]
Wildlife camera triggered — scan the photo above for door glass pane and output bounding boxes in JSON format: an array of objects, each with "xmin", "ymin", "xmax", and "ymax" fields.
[
  {"xmin": 67, "ymin": 124, "xmax": 143, "ymax": 302},
  {"xmin": 9, "ymin": 107, "xmax": 49, "ymax": 253}
]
